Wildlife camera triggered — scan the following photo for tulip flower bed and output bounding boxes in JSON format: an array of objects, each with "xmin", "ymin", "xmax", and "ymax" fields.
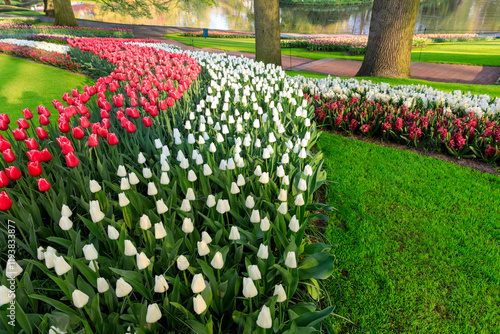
[
  {"xmin": 25, "ymin": 35, "xmax": 70, "ymax": 45},
  {"xmin": 0, "ymin": 25, "xmax": 134, "ymax": 39},
  {"xmin": 294, "ymin": 76, "xmax": 500, "ymax": 163},
  {"xmin": 180, "ymin": 31, "xmax": 255, "ymax": 38},
  {"xmin": 0, "ymin": 37, "xmax": 336, "ymax": 333},
  {"xmin": 0, "ymin": 42, "xmax": 79, "ymax": 71}
]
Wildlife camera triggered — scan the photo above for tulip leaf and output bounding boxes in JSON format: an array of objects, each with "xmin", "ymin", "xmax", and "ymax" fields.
[
  {"xmin": 109, "ymin": 267, "xmax": 144, "ymax": 282},
  {"xmin": 293, "ymin": 306, "xmax": 335, "ymax": 328},
  {"xmin": 46, "ymin": 237, "xmax": 72, "ymax": 250},
  {"xmin": 272, "ymin": 264, "xmax": 293, "ymax": 286},
  {"xmin": 78, "ymin": 215, "xmax": 105, "ymax": 242},
  {"xmin": 29, "ymin": 294, "xmax": 79, "ymax": 316},
  {"xmin": 298, "ymin": 252, "xmax": 335, "ymax": 280},
  {"xmin": 14, "ymin": 302, "xmax": 32, "ymax": 334}
]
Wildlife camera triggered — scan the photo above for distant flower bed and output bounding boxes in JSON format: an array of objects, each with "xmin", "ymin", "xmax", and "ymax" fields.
[
  {"xmin": 0, "ymin": 16, "xmax": 40, "ymax": 25},
  {"xmin": 0, "ymin": 41, "xmax": 79, "ymax": 71},
  {"xmin": 0, "ymin": 24, "xmax": 134, "ymax": 38},
  {"xmin": 281, "ymin": 33, "xmax": 490, "ymax": 54},
  {"xmin": 26, "ymin": 34, "xmax": 70, "ymax": 45},
  {"xmin": 0, "ymin": 38, "xmax": 71, "ymax": 53},
  {"xmin": 180, "ymin": 31, "xmax": 255, "ymax": 38}
]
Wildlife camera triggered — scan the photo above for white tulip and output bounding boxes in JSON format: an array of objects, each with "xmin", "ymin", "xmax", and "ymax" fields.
[
  {"xmin": 260, "ymin": 217, "xmax": 270, "ymax": 231},
  {"xmin": 90, "ymin": 207, "xmax": 105, "ymax": 223},
  {"xmin": 274, "ymin": 284, "xmax": 287, "ymax": 302},
  {"xmin": 116, "ymin": 278, "xmax": 133, "ymax": 297},
  {"xmin": 59, "ymin": 216, "xmax": 73, "ymax": 231},
  {"xmin": 44, "ymin": 251, "xmax": 57, "ymax": 269},
  {"xmin": 206, "ymin": 194, "xmax": 216, "ymax": 207},
  {"xmin": 146, "ymin": 182, "xmax": 157, "ymax": 196},
  {"xmin": 61, "ymin": 204, "xmax": 72, "ymax": 217},
  {"xmin": 228, "ymin": 226, "xmax": 240, "ymax": 240},
  {"xmin": 298, "ymin": 148, "xmax": 307, "ymax": 159},
  {"xmin": 277, "ymin": 165, "xmax": 285, "ymax": 178},
  {"xmin": 154, "ymin": 139, "xmax": 163, "ymax": 149},
  {"xmin": 254, "ymin": 165, "xmax": 262, "ymax": 176},
  {"xmin": 257, "ymin": 244, "xmax": 268, "ymax": 259},
  {"xmin": 83, "ymin": 244, "xmax": 98, "ymax": 261},
  {"xmin": 203, "ymin": 164, "xmax": 212, "ymax": 176},
  {"xmin": 89, "ymin": 260, "xmax": 99, "ymax": 272},
  {"xmin": 211, "ymin": 252, "xmax": 224, "ymax": 269},
  {"xmin": 37, "ymin": 246, "xmax": 45, "ymax": 260},
  {"xmin": 154, "ymin": 222, "xmax": 167, "ymax": 239},
  {"xmin": 278, "ymin": 189, "xmax": 287, "ymax": 201},
  {"xmin": 154, "ymin": 275, "xmax": 169, "ymax": 293},
  {"xmin": 230, "ymin": 182, "xmax": 240, "ymax": 194},
  {"xmin": 285, "ymin": 252, "xmax": 297, "ymax": 268},
  {"xmin": 259, "ymin": 172, "xmax": 269, "ymax": 184},
  {"xmin": 298, "ymin": 178, "xmax": 307, "ymax": 191},
  {"xmin": 0, "ymin": 285, "xmax": 15, "ymax": 307},
  {"xmin": 136, "ymin": 252, "xmax": 151, "ymax": 270},
  {"xmin": 117, "ymin": 165, "xmax": 127, "ymax": 177},
  {"xmin": 242, "ymin": 277, "xmax": 258, "ymax": 298},
  {"xmin": 216, "ymin": 199, "xmax": 229, "ymax": 214},
  {"xmin": 72, "ymin": 289, "xmax": 89, "ymax": 308},
  {"xmin": 201, "ymin": 232, "xmax": 212, "ymax": 245},
  {"xmin": 180, "ymin": 199, "xmax": 191, "ymax": 212},
  {"xmin": 262, "ymin": 148, "xmax": 270, "ymax": 159},
  {"xmin": 48, "ymin": 327, "xmax": 66, "ymax": 334},
  {"xmin": 177, "ymin": 255, "xmax": 190, "ymax": 271},
  {"xmin": 120, "ymin": 177, "xmax": 131, "ymax": 190},
  {"xmin": 182, "ymin": 218, "xmax": 194, "ymax": 234},
  {"xmin": 161, "ymin": 161, "xmax": 170, "ymax": 172},
  {"xmin": 245, "ymin": 196, "xmax": 255, "ymax": 209},
  {"xmin": 142, "ymin": 168, "xmax": 152, "ymax": 179},
  {"xmin": 237, "ymin": 174, "xmax": 246, "ymax": 186},
  {"xmin": 250, "ymin": 210, "xmax": 260, "ymax": 223},
  {"xmin": 277, "ymin": 202, "xmax": 288, "ymax": 215},
  {"xmin": 186, "ymin": 188, "xmax": 196, "ymax": 201},
  {"xmin": 248, "ymin": 265, "xmax": 261, "ymax": 280},
  {"xmin": 5, "ymin": 259, "xmax": 22, "ymax": 279},
  {"xmin": 139, "ymin": 214, "xmax": 151, "ymax": 230},
  {"xmin": 137, "ymin": 152, "xmax": 146, "ymax": 164},
  {"xmin": 289, "ymin": 215, "xmax": 300, "ymax": 232},
  {"xmin": 156, "ymin": 199, "xmax": 169, "ymax": 214},
  {"xmin": 89, "ymin": 179, "xmax": 102, "ymax": 193},
  {"xmin": 193, "ymin": 294, "xmax": 207, "ymax": 315},
  {"xmin": 160, "ymin": 172, "xmax": 170, "ymax": 185},
  {"xmin": 54, "ymin": 256, "xmax": 72, "ymax": 276},
  {"xmin": 97, "ymin": 277, "xmax": 109, "ymax": 293},
  {"xmin": 191, "ymin": 274, "xmax": 206, "ymax": 293},
  {"xmin": 187, "ymin": 170, "xmax": 197, "ymax": 182},
  {"xmin": 146, "ymin": 303, "xmax": 162, "ymax": 324},
  {"xmin": 118, "ymin": 193, "xmax": 130, "ymax": 207},
  {"xmin": 281, "ymin": 153, "xmax": 289, "ymax": 164},
  {"xmin": 256, "ymin": 305, "xmax": 272, "ymax": 329},
  {"xmin": 294, "ymin": 194, "xmax": 305, "ymax": 206},
  {"xmin": 108, "ymin": 225, "xmax": 120, "ymax": 240},
  {"xmin": 197, "ymin": 241, "xmax": 210, "ymax": 256},
  {"xmin": 128, "ymin": 172, "xmax": 140, "ymax": 185},
  {"xmin": 282, "ymin": 175, "xmax": 290, "ymax": 186},
  {"xmin": 124, "ymin": 240, "xmax": 137, "ymax": 256},
  {"xmin": 304, "ymin": 165, "xmax": 313, "ymax": 176}
]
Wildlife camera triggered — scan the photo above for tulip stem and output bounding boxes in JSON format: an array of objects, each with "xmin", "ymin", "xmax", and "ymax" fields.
[
  {"xmin": 183, "ymin": 271, "xmax": 189, "ymax": 286},
  {"xmin": 126, "ymin": 295, "xmax": 140, "ymax": 325}
]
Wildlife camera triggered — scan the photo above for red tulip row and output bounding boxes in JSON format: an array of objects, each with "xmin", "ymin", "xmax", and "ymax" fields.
[
  {"xmin": 0, "ymin": 37, "xmax": 202, "ymax": 210},
  {"xmin": 313, "ymin": 95, "xmax": 500, "ymax": 163},
  {"xmin": 0, "ymin": 42, "xmax": 80, "ymax": 71}
]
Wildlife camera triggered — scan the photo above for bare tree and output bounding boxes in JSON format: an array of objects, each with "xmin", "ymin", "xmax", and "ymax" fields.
[
  {"xmin": 356, "ymin": 0, "xmax": 420, "ymax": 78},
  {"xmin": 254, "ymin": 0, "xmax": 281, "ymax": 66}
]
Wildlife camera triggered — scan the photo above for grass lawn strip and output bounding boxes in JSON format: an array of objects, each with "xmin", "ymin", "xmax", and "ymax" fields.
[{"xmin": 318, "ymin": 131, "xmax": 500, "ymax": 333}]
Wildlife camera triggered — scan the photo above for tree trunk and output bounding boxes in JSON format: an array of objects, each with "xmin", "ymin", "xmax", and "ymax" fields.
[
  {"xmin": 44, "ymin": 0, "xmax": 55, "ymax": 18},
  {"xmin": 356, "ymin": 0, "xmax": 420, "ymax": 78},
  {"xmin": 4, "ymin": 0, "xmax": 12, "ymax": 6},
  {"xmin": 53, "ymin": 0, "xmax": 78, "ymax": 27},
  {"xmin": 254, "ymin": 0, "xmax": 281, "ymax": 66}
]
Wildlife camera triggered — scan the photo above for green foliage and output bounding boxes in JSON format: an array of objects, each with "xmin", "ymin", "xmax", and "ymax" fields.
[{"xmin": 98, "ymin": 0, "xmax": 216, "ymax": 19}]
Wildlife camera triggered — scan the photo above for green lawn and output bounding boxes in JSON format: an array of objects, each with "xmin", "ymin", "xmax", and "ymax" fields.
[
  {"xmin": 0, "ymin": 54, "xmax": 94, "ymax": 121},
  {"xmin": 166, "ymin": 34, "xmax": 500, "ymax": 66},
  {"xmin": 318, "ymin": 132, "xmax": 500, "ymax": 333},
  {"xmin": 287, "ymin": 70, "xmax": 500, "ymax": 99}
]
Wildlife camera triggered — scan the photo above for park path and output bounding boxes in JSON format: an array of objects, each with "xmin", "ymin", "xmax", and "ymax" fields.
[{"xmin": 3, "ymin": 14, "xmax": 500, "ymax": 85}]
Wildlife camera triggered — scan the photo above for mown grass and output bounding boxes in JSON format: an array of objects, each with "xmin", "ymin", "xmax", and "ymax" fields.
[
  {"xmin": 286, "ymin": 70, "xmax": 500, "ymax": 98},
  {"xmin": 0, "ymin": 54, "xmax": 94, "ymax": 121},
  {"xmin": 166, "ymin": 34, "xmax": 500, "ymax": 66},
  {"xmin": 318, "ymin": 132, "xmax": 500, "ymax": 333}
]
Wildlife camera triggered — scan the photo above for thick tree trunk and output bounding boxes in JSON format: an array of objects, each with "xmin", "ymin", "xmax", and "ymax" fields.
[
  {"xmin": 4, "ymin": 0, "xmax": 12, "ymax": 6},
  {"xmin": 44, "ymin": 0, "xmax": 55, "ymax": 18},
  {"xmin": 356, "ymin": 0, "xmax": 420, "ymax": 78},
  {"xmin": 53, "ymin": 0, "xmax": 78, "ymax": 27},
  {"xmin": 254, "ymin": 0, "xmax": 281, "ymax": 66}
]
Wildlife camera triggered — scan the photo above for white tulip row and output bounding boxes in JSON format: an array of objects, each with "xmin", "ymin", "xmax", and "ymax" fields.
[{"xmin": 0, "ymin": 38, "xmax": 71, "ymax": 53}]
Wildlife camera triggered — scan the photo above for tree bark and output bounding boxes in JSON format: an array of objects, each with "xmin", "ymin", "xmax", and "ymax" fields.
[
  {"xmin": 254, "ymin": 0, "xmax": 281, "ymax": 66},
  {"xmin": 53, "ymin": 0, "xmax": 78, "ymax": 27},
  {"xmin": 4, "ymin": 0, "xmax": 12, "ymax": 6},
  {"xmin": 44, "ymin": 0, "xmax": 55, "ymax": 18},
  {"xmin": 356, "ymin": 0, "xmax": 420, "ymax": 78}
]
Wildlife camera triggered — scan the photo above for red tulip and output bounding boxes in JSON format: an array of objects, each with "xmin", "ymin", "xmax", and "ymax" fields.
[
  {"xmin": 126, "ymin": 122, "xmax": 136, "ymax": 133},
  {"xmin": 80, "ymin": 117, "xmax": 91, "ymax": 128},
  {"xmin": 40, "ymin": 148, "xmax": 52, "ymax": 162},
  {"xmin": 116, "ymin": 111, "xmax": 124, "ymax": 121},
  {"xmin": 37, "ymin": 178, "xmax": 51, "ymax": 191},
  {"xmin": 12, "ymin": 128, "xmax": 27, "ymax": 141},
  {"xmin": 103, "ymin": 101, "xmax": 112, "ymax": 112},
  {"xmin": 0, "ymin": 191, "xmax": 12, "ymax": 211},
  {"xmin": 88, "ymin": 134, "xmax": 98, "ymax": 147},
  {"xmin": 27, "ymin": 150, "xmax": 42, "ymax": 162},
  {"xmin": 0, "ymin": 120, "xmax": 8, "ymax": 131},
  {"xmin": 2, "ymin": 149, "xmax": 15, "ymax": 163},
  {"xmin": 22, "ymin": 108, "xmax": 33, "ymax": 120},
  {"xmin": 98, "ymin": 127, "xmax": 109, "ymax": 138},
  {"xmin": 39, "ymin": 115, "xmax": 49, "ymax": 126},
  {"xmin": 131, "ymin": 98, "xmax": 138, "ymax": 107},
  {"xmin": 72, "ymin": 126, "xmax": 85, "ymax": 139},
  {"xmin": 28, "ymin": 161, "xmax": 42, "ymax": 177},
  {"xmin": 101, "ymin": 110, "xmax": 110, "ymax": 118},
  {"xmin": 102, "ymin": 118, "xmax": 111, "ymax": 129},
  {"xmin": 5, "ymin": 166, "xmax": 21, "ymax": 181},
  {"xmin": 0, "ymin": 139, "xmax": 11, "ymax": 152},
  {"xmin": 0, "ymin": 171, "xmax": 9, "ymax": 187},
  {"xmin": 36, "ymin": 127, "xmax": 48, "ymax": 140},
  {"xmin": 72, "ymin": 89, "xmax": 79, "ymax": 97},
  {"xmin": 17, "ymin": 118, "xmax": 30, "ymax": 129},
  {"xmin": 65, "ymin": 152, "xmax": 79, "ymax": 167},
  {"xmin": 158, "ymin": 100, "xmax": 167, "ymax": 110},
  {"xmin": 112, "ymin": 95, "xmax": 123, "ymax": 107},
  {"xmin": 143, "ymin": 116, "xmax": 152, "ymax": 127},
  {"xmin": 58, "ymin": 121, "xmax": 70, "ymax": 133},
  {"xmin": 0, "ymin": 114, "xmax": 10, "ymax": 125},
  {"xmin": 25, "ymin": 138, "xmax": 39, "ymax": 150},
  {"xmin": 107, "ymin": 133, "xmax": 118, "ymax": 145},
  {"xmin": 166, "ymin": 97, "xmax": 175, "ymax": 107}
]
